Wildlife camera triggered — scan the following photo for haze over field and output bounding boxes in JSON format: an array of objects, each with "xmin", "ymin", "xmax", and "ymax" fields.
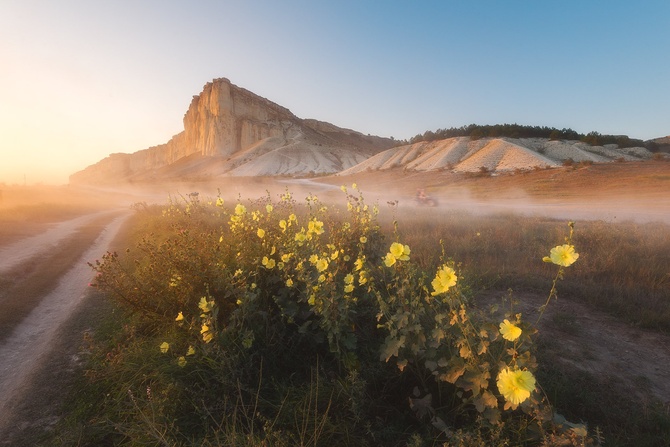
[{"xmin": 1, "ymin": 1, "xmax": 669, "ymax": 185}]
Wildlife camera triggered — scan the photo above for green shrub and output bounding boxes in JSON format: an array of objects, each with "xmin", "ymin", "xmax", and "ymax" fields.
[{"xmin": 81, "ymin": 187, "xmax": 590, "ymax": 446}]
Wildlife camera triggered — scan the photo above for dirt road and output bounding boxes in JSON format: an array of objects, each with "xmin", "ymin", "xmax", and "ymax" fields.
[{"xmin": 0, "ymin": 210, "xmax": 130, "ymax": 436}]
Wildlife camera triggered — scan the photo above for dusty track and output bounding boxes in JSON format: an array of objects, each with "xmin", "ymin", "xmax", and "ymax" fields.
[
  {"xmin": 0, "ymin": 211, "xmax": 121, "ymax": 274},
  {"xmin": 0, "ymin": 210, "xmax": 130, "ymax": 436}
]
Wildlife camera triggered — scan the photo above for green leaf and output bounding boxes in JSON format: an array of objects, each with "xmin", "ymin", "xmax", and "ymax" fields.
[{"xmin": 380, "ymin": 335, "xmax": 405, "ymax": 362}]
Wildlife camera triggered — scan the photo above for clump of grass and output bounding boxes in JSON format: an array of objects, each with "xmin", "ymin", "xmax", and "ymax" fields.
[{"xmin": 391, "ymin": 210, "xmax": 670, "ymax": 331}]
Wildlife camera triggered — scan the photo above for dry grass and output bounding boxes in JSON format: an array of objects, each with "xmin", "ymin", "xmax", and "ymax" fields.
[{"xmin": 379, "ymin": 209, "xmax": 670, "ymax": 331}]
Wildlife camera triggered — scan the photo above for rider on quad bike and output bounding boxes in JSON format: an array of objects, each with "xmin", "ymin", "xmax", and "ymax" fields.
[{"xmin": 415, "ymin": 188, "xmax": 437, "ymax": 207}]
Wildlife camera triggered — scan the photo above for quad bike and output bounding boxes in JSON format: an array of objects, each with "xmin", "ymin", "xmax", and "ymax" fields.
[{"xmin": 415, "ymin": 189, "xmax": 438, "ymax": 207}]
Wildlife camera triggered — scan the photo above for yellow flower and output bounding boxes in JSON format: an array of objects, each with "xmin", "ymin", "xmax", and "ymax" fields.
[
  {"xmin": 201, "ymin": 324, "xmax": 214, "ymax": 343},
  {"xmin": 175, "ymin": 311, "xmax": 184, "ymax": 322},
  {"xmin": 340, "ymin": 185, "xmax": 347, "ymax": 192},
  {"xmin": 279, "ymin": 220, "xmax": 287, "ymax": 232},
  {"xmin": 266, "ymin": 204, "xmax": 273, "ymax": 213},
  {"xmin": 286, "ymin": 278, "xmax": 294, "ymax": 287},
  {"xmin": 199, "ymin": 297, "xmax": 214, "ymax": 313},
  {"xmin": 497, "ymin": 367, "xmax": 536, "ymax": 407},
  {"xmin": 543, "ymin": 244, "xmax": 579, "ymax": 267},
  {"xmin": 344, "ymin": 274, "xmax": 354, "ymax": 284},
  {"xmin": 389, "ymin": 242, "xmax": 410, "ymax": 261},
  {"xmin": 359, "ymin": 236, "xmax": 367, "ymax": 244},
  {"xmin": 318, "ymin": 274, "xmax": 326, "ymax": 283},
  {"xmin": 295, "ymin": 229, "xmax": 307, "ymax": 243},
  {"xmin": 344, "ymin": 284, "xmax": 354, "ymax": 293},
  {"xmin": 177, "ymin": 356, "xmax": 187, "ymax": 367},
  {"xmin": 354, "ymin": 258, "xmax": 364, "ymax": 271},
  {"xmin": 352, "ymin": 183, "xmax": 357, "ymax": 189},
  {"xmin": 289, "ymin": 213, "xmax": 297, "ymax": 222},
  {"xmin": 308, "ymin": 219, "xmax": 324, "ymax": 235},
  {"xmin": 169, "ymin": 274, "xmax": 181, "ymax": 287},
  {"xmin": 316, "ymin": 258, "xmax": 329, "ymax": 272},
  {"xmin": 186, "ymin": 346, "xmax": 195, "ymax": 356},
  {"xmin": 383, "ymin": 252, "xmax": 396, "ymax": 267},
  {"xmin": 331, "ymin": 250, "xmax": 339, "ymax": 260},
  {"xmin": 431, "ymin": 265, "xmax": 457, "ymax": 296},
  {"xmin": 262, "ymin": 256, "xmax": 275, "ymax": 269},
  {"xmin": 358, "ymin": 271, "xmax": 368, "ymax": 285},
  {"xmin": 257, "ymin": 228, "xmax": 265, "ymax": 238},
  {"xmin": 309, "ymin": 254, "xmax": 319, "ymax": 264},
  {"xmin": 499, "ymin": 319, "xmax": 522, "ymax": 341},
  {"xmin": 216, "ymin": 197, "xmax": 224, "ymax": 207},
  {"xmin": 234, "ymin": 204, "xmax": 246, "ymax": 215},
  {"xmin": 159, "ymin": 342, "xmax": 170, "ymax": 353}
]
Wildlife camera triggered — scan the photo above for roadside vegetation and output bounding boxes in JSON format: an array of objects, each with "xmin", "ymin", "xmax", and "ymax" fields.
[{"xmin": 43, "ymin": 188, "xmax": 669, "ymax": 446}]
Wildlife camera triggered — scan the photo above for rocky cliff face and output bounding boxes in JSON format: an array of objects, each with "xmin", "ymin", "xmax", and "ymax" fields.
[
  {"xmin": 182, "ymin": 79, "xmax": 297, "ymax": 157},
  {"xmin": 70, "ymin": 78, "xmax": 394, "ymax": 183}
]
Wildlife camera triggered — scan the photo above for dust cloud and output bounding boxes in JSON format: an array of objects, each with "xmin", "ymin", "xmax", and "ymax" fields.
[{"xmin": 4, "ymin": 173, "xmax": 664, "ymax": 227}]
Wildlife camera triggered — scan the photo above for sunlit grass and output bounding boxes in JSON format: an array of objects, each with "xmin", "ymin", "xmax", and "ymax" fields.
[{"xmin": 390, "ymin": 210, "xmax": 670, "ymax": 330}]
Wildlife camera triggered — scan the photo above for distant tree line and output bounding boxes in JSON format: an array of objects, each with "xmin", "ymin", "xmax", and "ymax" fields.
[{"xmin": 406, "ymin": 124, "xmax": 655, "ymax": 150}]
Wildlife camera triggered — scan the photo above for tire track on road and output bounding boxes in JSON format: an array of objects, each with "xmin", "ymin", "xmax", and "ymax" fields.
[
  {"xmin": 0, "ymin": 210, "xmax": 123, "ymax": 275},
  {"xmin": 0, "ymin": 211, "xmax": 131, "ymax": 427}
]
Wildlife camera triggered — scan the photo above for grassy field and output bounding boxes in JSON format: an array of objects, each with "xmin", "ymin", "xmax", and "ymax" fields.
[{"xmin": 26, "ymin": 182, "xmax": 668, "ymax": 447}]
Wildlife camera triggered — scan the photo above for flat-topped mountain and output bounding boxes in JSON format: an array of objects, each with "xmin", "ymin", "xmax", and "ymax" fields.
[{"xmin": 70, "ymin": 78, "xmax": 395, "ymax": 183}]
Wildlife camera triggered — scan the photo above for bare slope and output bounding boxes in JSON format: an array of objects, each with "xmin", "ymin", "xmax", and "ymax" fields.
[{"xmin": 339, "ymin": 137, "xmax": 653, "ymax": 175}]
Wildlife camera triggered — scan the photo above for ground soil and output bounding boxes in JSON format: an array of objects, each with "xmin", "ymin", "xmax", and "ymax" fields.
[{"xmin": 474, "ymin": 289, "xmax": 670, "ymax": 409}]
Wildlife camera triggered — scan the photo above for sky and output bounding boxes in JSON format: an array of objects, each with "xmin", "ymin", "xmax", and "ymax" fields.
[{"xmin": 1, "ymin": 1, "xmax": 669, "ymax": 185}]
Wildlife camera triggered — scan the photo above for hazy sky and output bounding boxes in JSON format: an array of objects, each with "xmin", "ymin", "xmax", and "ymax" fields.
[{"xmin": 1, "ymin": 1, "xmax": 669, "ymax": 185}]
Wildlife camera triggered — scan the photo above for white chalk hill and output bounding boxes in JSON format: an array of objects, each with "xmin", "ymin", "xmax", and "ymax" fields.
[{"xmin": 339, "ymin": 137, "xmax": 652, "ymax": 175}]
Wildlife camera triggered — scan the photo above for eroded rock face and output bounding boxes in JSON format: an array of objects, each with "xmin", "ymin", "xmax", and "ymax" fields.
[
  {"xmin": 71, "ymin": 78, "xmax": 393, "ymax": 183},
  {"xmin": 182, "ymin": 79, "xmax": 296, "ymax": 157}
]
